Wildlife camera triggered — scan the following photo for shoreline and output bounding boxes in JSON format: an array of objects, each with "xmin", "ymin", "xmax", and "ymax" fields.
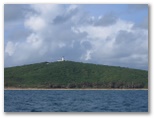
[{"xmin": 4, "ymin": 87, "xmax": 148, "ymax": 90}]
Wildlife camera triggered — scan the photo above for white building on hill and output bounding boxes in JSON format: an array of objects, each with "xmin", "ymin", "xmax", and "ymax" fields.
[{"xmin": 57, "ymin": 56, "xmax": 65, "ymax": 62}]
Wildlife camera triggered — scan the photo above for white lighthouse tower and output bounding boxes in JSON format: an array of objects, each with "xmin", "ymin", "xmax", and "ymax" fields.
[{"xmin": 62, "ymin": 56, "xmax": 64, "ymax": 61}]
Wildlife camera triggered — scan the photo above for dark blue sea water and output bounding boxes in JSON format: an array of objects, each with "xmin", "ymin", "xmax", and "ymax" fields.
[{"xmin": 4, "ymin": 90, "xmax": 148, "ymax": 112}]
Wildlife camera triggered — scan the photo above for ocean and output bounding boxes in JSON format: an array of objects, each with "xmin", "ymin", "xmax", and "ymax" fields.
[{"xmin": 4, "ymin": 90, "xmax": 148, "ymax": 112}]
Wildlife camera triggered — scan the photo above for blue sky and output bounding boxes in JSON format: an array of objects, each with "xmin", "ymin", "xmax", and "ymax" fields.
[
  {"xmin": 83, "ymin": 4, "xmax": 148, "ymax": 23},
  {"xmin": 4, "ymin": 4, "xmax": 148, "ymax": 70}
]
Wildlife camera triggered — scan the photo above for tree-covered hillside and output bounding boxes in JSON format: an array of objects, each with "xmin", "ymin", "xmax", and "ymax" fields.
[{"xmin": 4, "ymin": 61, "xmax": 148, "ymax": 89}]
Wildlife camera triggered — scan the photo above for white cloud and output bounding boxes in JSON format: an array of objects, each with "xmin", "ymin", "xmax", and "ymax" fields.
[
  {"xmin": 82, "ymin": 50, "xmax": 93, "ymax": 61},
  {"xmin": 78, "ymin": 19, "xmax": 133, "ymax": 39},
  {"xmin": 5, "ymin": 41, "xmax": 16, "ymax": 56},
  {"xmin": 67, "ymin": 4, "xmax": 78, "ymax": 12},
  {"xmin": 26, "ymin": 33, "xmax": 43, "ymax": 49},
  {"xmin": 72, "ymin": 18, "xmax": 148, "ymax": 69},
  {"xmin": 24, "ymin": 16, "xmax": 46, "ymax": 32},
  {"xmin": 30, "ymin": 4, "xmax": 61, "ymax": 16}
]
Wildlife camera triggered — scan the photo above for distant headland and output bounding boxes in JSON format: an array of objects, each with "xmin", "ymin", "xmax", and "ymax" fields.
[{"xmin": 4, "ymin": 61, "xmax": 148, "ymax": 89}]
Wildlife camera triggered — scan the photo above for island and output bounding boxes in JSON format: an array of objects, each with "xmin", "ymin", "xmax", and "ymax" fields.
[{"xmin": 4, "ymin": 61, "xmax": 148, "ymax": 89}]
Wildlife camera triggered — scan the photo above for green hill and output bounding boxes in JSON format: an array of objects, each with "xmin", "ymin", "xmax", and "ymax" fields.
[{"xmin": 4, "ymin": 61, "xmax": 148, "ymax": 89}]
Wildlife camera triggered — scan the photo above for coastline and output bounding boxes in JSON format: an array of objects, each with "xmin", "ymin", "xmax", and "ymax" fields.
[{"xmin": 4, "ymin": 87, "xmax": 148, "ymax": 90}]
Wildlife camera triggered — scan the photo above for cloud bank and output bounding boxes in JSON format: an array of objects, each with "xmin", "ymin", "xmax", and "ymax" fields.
[{"xmin": 4, "ymin": 4, "xmax": 148, "ymax": 70}]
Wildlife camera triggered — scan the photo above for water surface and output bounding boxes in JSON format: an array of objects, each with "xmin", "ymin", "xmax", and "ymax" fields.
[{"xmin": 4, "ymin": 90, "xmax": 148, "ymax": 112}]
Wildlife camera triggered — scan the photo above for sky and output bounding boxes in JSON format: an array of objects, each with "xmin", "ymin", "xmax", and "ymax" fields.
[{"xmin": 4, "ymin": 4, "xmax": 148, "ymax": 70}]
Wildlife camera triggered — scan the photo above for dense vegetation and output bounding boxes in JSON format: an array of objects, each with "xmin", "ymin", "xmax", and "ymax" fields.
[{"xmin": 4, "ymin": 61, "xmax": 148, "ymax": 89}]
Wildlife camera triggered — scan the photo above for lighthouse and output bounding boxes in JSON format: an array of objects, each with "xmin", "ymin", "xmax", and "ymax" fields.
[
  {"xmin": 62, "ymin": 56, "xmax": 64, "ymax": 61},
  {"xmin": 57, "ymin": 56, "xmax": 65, "ymax": 62}
]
